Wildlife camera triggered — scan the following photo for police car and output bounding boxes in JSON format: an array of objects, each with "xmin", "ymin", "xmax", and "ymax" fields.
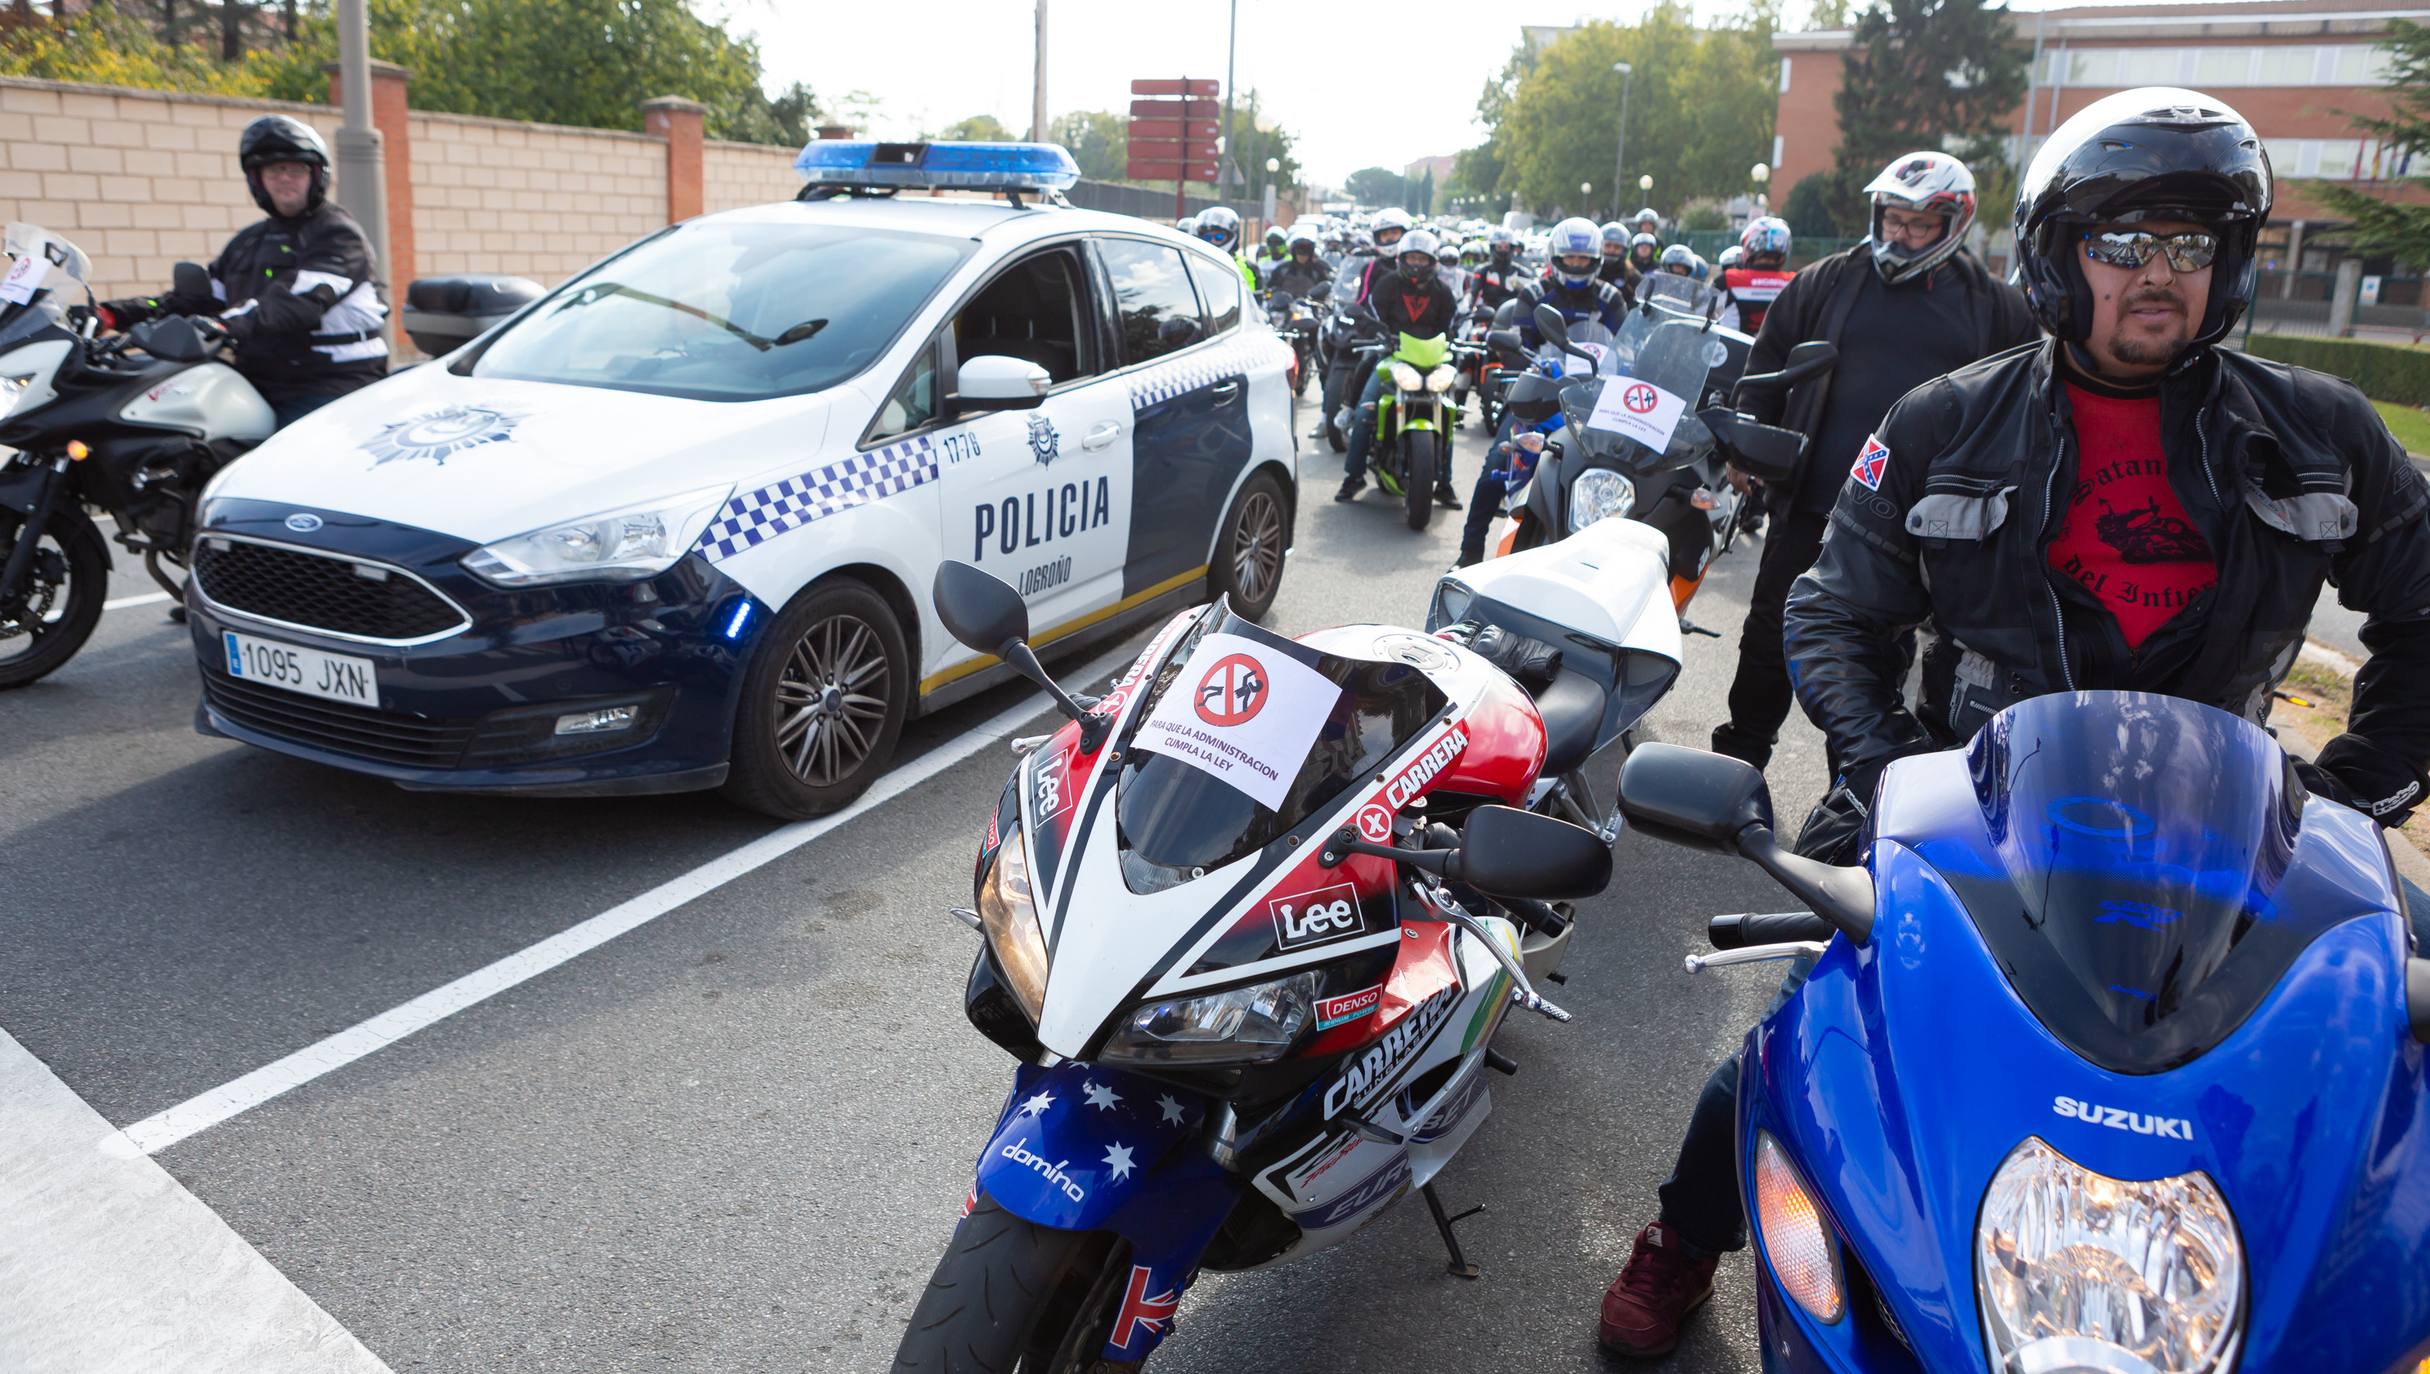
[{"xmin": 185, "ymin": 143, "xmax": 1298, "ymax": 818}]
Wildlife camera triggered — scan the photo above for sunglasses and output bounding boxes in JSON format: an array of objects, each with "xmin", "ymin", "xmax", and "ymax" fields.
[{"xmin": 2082, "ymin": 230, "xmax": 2219, "ymax": 272}]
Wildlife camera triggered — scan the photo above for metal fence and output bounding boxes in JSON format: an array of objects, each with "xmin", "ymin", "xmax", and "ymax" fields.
[
  {"xmin": 1065, "ymin": 179, "xmax": 1235, "ymax": 223},
  {"xmin": 2242, "ymin": 269, "xmax": 2430, "ymax": 342}
]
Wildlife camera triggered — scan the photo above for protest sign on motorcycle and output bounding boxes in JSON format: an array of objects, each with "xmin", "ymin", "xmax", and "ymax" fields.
[{"xmin": 1134, "ymin": 630, "xmax": 1344, "ymax": 809}]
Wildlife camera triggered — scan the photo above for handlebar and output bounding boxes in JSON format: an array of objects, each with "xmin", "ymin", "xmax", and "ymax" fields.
[
  {"xmin": 1731, "ymin": 342, "xmax": 1836, "ymax": 404},
  {"xmin": 1707, "ymin": 910, "xmax": 1835, "ymax": 949}
]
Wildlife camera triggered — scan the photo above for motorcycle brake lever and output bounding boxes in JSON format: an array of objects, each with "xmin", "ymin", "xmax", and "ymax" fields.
[
  {"xmin": 1683, "ymin": 941, "xmax": 1827, "ymax": 974},
  {"xmin": 1422, "ymin": 885, "xmax": 1570, "ymax": 1025}
]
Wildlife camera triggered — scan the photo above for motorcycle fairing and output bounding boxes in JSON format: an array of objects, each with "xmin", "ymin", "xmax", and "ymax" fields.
[
  {"xmin": 963, "ymin": 1061, "xmax": 1234, "ymax": 1363},
  {"xmin": 1741, "ymin": 754, "xmax": 2430, "ymax": 1372}
]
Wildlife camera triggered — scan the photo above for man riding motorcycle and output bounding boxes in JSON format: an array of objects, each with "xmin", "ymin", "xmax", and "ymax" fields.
[
  {"xmin": 1720, "ymin": 215, "xmax": 1793, "ymax": 335},
  {"xmin": 1516, "ymin": 217, "xmax": 1627, "ymax": 348},
  {"xmin": 1349, "ymin": 206, "xmax": 1414, "ymax": 304},
  {"xmin": 1265, "ymin": 226, "xmax": 1334, "ymax": 300},
  {"xmin": 1257, "ymin": 225, "xmax": 1289, "ymax": 281},
  {"xmin": 1597, "ymin": 220, "xmax": 1640, "ymax": 296},
  {"xmin": 98, "ymin": 115, "xmax": 388, "ymax": 430},
  {"xmin": 1465, "ymin": 227, "xmax": 1529, "ymax": 314},
  {"xmin": 1597, "ymin": 87, "xmax": 2430, "ymax": 1361},
  {"xmin": 1339, "ymin": 228, "xmax": 1461, "ymax": 509},
  {"xmin": 1626, "ymin": 231, "xmax": 1660, "ymax": 279},
  {"xmin": 1194, "ymin": 206, "xmax": 1259, "ymax": 288}
]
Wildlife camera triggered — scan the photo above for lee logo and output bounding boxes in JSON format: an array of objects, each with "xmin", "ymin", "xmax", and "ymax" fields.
[
  {"xmin": 1271, "ymin": 883, "xmax": 1367, "ymax": 951},
  {"xmin": 1032, "ymin": 747, "xmax": 1073, "ymax": 822}
]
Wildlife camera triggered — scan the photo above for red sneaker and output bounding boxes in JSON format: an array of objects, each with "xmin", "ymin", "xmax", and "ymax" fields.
[{"xmin": 1598, "ymin": 1220, "xmax": 1719, "ymax": 1358}]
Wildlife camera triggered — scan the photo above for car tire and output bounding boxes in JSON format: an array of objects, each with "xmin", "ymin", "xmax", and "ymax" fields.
[
  {"xmin": 1209, "ymin": 469, "xmax": 1288, "ymax": 621},
  {"xmin": 723, "ymin": 577, "xmax": 910, "ymax": 820}
]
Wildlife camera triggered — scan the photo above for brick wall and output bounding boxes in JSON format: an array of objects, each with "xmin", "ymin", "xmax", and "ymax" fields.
[
  {"xmin": 410, "ymin": 111, "xmax": 666, "ymax": 285},
  {"xmin": 702, "ymin": 139, "xmax": 800, "ymax": 216}
]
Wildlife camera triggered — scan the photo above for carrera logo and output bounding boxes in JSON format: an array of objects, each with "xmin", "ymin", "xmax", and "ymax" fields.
[
  {"xmin": 1315, "ymin": 984, "xmax": 1382, "ymax": 1030},
  {"xmin": 1382, "ymin": 724, "xmax": 1470, "ymax": 809},
  {"xmin": 2052, "ymin": 1095, "xmax": 2192, "ymax": 1141},
  {"xmin": 1323, "ymin": 987, "xmax": 1460, "ymax": 1119},
  {"xmin": 1272, "ymin": 883, "xmax": 1367, "ymax": 952}
]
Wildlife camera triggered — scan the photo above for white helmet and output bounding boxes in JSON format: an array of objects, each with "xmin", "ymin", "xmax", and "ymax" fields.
[
  {"xmin": 1176, "ymin": 214, "xmax": 1198, "ymax": 235},
  {"xmin": 1862, "ymin": 151, "xmax": 1977, "ymax": 285},
  {"xmin": 1372, "ymin": 207, "xmax": 1413, "ymax": 246},
  {"xmin": 1546, "ymin": 217, "xmax": 1601, "ymax": 287},
  {"xmin": 1397, "ymin": 228, "xmax": 1441, "ymax": 268}
]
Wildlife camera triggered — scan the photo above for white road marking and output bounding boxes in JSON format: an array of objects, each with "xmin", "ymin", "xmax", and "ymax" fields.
[
  {"xmin": 103, "ymin": 591, "xmax": 173, "ymax": 611},
  {"xmin": 121, "ymin": 648, "xmax": 1130, "ymax": 1156},
  {"xmin": 0, "ymin": 1030, "xmax": 391, "ymax": 1373}
]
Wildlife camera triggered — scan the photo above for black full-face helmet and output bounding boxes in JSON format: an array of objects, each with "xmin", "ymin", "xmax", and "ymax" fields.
[
  {"xmin": 2015, "ymin": 86, "xmax": 2272, "ymax": 351},
  {"xmin": 239, "ymin": 114, "xmax": 332, "ymax": 216}
]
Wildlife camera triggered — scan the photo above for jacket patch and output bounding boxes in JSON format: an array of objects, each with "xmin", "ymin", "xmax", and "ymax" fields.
[
  {"xmin": 1905, "ymin": 487, "xmax": 2013, "ymax": 541},
  {"xmin": 1851, "ymin": 434, "xmax": 1890, "ymax": 491}
]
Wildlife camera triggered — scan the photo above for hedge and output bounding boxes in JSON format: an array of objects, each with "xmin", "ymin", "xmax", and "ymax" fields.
[{"xmin": 2247, "ymin": 333, "xmax": 2430, "ymax": 407}]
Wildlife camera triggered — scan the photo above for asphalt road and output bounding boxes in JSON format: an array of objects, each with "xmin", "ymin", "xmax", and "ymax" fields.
[{"xmin": 0, "ymin": 407, "xmax": 1834, "ymax": 1373}]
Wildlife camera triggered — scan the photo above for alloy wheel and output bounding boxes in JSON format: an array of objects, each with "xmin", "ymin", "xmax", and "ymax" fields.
[
  {"xmin": 1229, "ymin": 488, "xmax": 1285, "ymax": 607},
  {"xmin": 772, "ymin": 612, "xmax": 892, "ymax": 787}
]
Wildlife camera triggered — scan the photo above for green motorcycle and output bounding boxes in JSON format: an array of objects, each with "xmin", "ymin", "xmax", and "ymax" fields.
[{"xmin": 1367, "ymin": 330, "xmax": 1455, "ymax": 531}]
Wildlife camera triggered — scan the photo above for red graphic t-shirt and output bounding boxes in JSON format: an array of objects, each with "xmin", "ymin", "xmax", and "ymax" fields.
[{"xmin": 2047, "ymin": 383, "xmax": 2218, "ymax": 651}]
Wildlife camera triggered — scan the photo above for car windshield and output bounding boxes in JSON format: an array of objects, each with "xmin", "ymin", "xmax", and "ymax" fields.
[
  {"xmin": 467, "ymin": 219, "xmax": 972, "ymax": 402},
  {"xmin": 1115, "ymin": 609, "xmax": 1447, "ymax": 889},
  {"xmin": 0, "ymin": 223, "xmax": 89, "ymax": 350},
  {"xmin": 1943, "ymin": 691, "xmax": 2391, "ymax": 1073}
]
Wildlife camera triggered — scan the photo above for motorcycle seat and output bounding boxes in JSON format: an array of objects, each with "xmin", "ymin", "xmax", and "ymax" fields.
[{"xmin": 1534, "ymin": 667, "xmax": 1610, "ymax": 778}]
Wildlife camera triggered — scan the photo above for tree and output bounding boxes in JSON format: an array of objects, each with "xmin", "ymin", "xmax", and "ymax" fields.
[
  {"xmin": 1345, "ymin": 165, "xmax": 1406, "ymax": 207},
  {"xmin": 1447, "ymin": 41, "xmax": 1532, "ymax": 210},
  {"xmin": 1221, "ymin": 90, "xmax": 1300, "ymax": 197},
  {"xmin": 1414, "ymin": 167, "xmax": 1436, "ymax": 214},
  {"xmin": 1828, "ymin": 0, "xmax": 2028, "ymax": 231},
  {"xmin": 942, "ymin": 113, "xmax": 1014, "ymax": 142},
  {"xmin": 2316, "ymin": 20, "xmax": 2430, "ymax": 266},
  {"xmin": 1048, "ymin": 109, "xmax": 1128, "ymax": 182},
  {"xmin": 1783, "ymin": 170, "xmax": 1850, "ymax": 236}
]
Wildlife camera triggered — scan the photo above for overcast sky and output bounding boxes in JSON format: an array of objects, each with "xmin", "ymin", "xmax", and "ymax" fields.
[{"xmin": 720, "ymin": 0, "xmax": 2282, "ymax": 188}]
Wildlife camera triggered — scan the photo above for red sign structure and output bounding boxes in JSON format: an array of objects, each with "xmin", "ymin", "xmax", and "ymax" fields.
[{"xmin": 1127, "ymin": 77, "xmax": 1223, "ymax": 217}]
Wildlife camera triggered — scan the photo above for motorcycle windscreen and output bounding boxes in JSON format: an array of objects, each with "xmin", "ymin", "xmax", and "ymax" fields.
[
  {"xmin": 1113, "ymin": 609, "xmax": 1447, "ymax": 892},
  {"xmin": 1559, "ymin": 317, "xmax": 1713, "ymax": 475},
  {"xmin": 1949, "ymin": 691, "xmax": 2382, "ymax": 1073},
  {"xmin": 0, "ymin": 223, "xmax": 89, "ymax": 348}
]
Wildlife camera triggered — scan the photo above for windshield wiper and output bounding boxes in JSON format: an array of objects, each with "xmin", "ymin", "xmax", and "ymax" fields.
[
  {"xmin": 570, "ymin": 281, "xmax": 775, "ymax": 351},
  {"xmin": 771, "ymin": 318, "xmax": 828, "ymax": 347}
]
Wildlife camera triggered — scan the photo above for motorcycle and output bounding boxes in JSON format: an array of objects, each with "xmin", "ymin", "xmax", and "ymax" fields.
[
  {"xmin": 895, "ymin": 557, "xmax": 1627, "ymax": 1371},
  {"xmin": 0, "ymin": 225, "xmax": 273, "ymax": 687},
  {"xmin": 1266, "ymin": 290, "xmax": 1319, "ymax": 398},
  {"xmin": 1350, "ymin": 322, "xmax": 1456, "ymax": 533},
  {"xmin": 1615, "ymin": 692, "xmax": 2430, "ymax": 1373},
  {"xmin": 1497, "ymin": 281, "xmax": 1768, "ymax": 615},
  {"xmin": 1317, "ymin": 260, "xmax": 1380, "ymax": 453}
]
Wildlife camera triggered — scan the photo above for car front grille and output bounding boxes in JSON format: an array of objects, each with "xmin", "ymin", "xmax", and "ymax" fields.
[
  {"xmin": 203, "ymin": 671, "xmax": 475, "ymax": 769},
  {"xmin": 193, "ymin": 537, "xmax": 468, "ymax": 643}
]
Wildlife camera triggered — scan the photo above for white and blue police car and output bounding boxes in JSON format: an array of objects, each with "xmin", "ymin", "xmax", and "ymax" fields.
[{"xmin": 186, "ymin": 142, "xmax": 1297, "ymax": 817}]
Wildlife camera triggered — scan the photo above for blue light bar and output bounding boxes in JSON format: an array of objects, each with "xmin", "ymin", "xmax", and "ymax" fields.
[{"xmin": 794, "ymin": 141, "xmax": 1080, "ymax": 192}]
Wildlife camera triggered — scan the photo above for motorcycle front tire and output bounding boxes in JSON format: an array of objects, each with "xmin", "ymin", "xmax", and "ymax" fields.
[
  {"xmin": 895, "ymin": 1194, "xmax": 1140, "ymax": 1373},
  {"xmin": 1403, "ymin": 430, "xmax": 1436, "ymax": 533},
  {"xmin": 0, "ymin": 504, "xmax": 108, "ymax": 690},
  {"xmin": 1320, "ymin": 360, "xmax": 1351, "ymax": 452}
]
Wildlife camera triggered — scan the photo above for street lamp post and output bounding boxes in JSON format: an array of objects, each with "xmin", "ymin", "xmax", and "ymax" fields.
[
  {"xmin": 1581, "ymin": 181, "xmax": 1593, "ymax": 217},
  {"xmin": 1750, "ymin": 161, "xmax": 1770, "ymax": 218},
  {"xmin": 1612, "ymin": 61, "xmax": 1633, "ymax": 221}
]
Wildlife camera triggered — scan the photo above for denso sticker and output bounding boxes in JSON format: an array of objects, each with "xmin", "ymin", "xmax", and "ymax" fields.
[
  {"xmin": 1381, "ymin": 723, "xmax": 1470, "ymax": 809},
  {"xmin": 1322, "ymin": 986, "xmax": 1461, "ymax": 1119},
  {"xmin": 1315, "ymin": 983, "xmax": 1382, "ymax": 1030},
  {"xmin": 1271, "ymin": 883, "xmax": 1368, "ymax": 953},
  {"xmin": 1136, "ymin": 632, "xmax": 1342, "ymax": 810}
]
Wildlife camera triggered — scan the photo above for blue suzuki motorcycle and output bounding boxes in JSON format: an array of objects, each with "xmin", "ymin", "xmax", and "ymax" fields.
[{"xmin": 1617, "ymin": 691, "xmax": 2430, "ymax": 1373}]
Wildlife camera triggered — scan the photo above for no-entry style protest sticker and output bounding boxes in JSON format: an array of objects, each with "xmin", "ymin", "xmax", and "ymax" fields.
[{"xmin": 1136, "ymin": 632, "xmax": 1341, "ymax": 810}]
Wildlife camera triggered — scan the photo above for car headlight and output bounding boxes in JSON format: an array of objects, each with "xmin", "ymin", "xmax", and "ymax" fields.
[
  {"xmin": 461, "ymin": 484, "xmax": 731, "ymax": 587},
  {"xmin": 1425, "ymin": 364, "xmax": 1457, "ymax": 393},
  {"xmin": 1752, "ymin": 1131, "xmax": 1844, "ymax": 1323},
  {"xmin": 978, "ymin": 827, "xmax": 1049, "ymax": 1022},
  {"xmin": 1096, "ymin": 970, "xmax": 1319, "ymax": 1066},
  {"xmin": 1568, "ymin": 469, "xmax": 1636, "ymax": 532},
  {"xmin": 1390, "ymin": 361, "xmax": 1423, "ymax": 392},
  {"xmin": 1976, "ymin": 1136, "xmax": 2244, "ymax": 1374}
]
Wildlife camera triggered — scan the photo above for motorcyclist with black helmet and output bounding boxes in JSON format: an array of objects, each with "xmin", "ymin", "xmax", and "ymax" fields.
[
  {"xmin": 98, "ymin": 115, "xmax": 388, "ymax": 429},
  {"xmin": 1464, "ymin": 227, "xmax": 1529, "ymax": 314},
  {"xmin": 1339, "ymin": 228, "xmax": 1462, "ymax": 509},
  {"xmin": 1598, "ymin": 90, "xmax": 2430, "ymax": 1362},
  {"xmin": 1264, "ymin": 226, "xmax": 1334, "ymax": 300}
]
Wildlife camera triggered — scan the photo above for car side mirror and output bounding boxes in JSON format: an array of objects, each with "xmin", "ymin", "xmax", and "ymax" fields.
[
  {"xmin": 1617, "ymin": 742, "xmax": 1775, "ymax": 852},
  {"xmin": 171, "ymin": 260, "xmax": 212, "ymax": 301},
  {"xmin": 1453, "ymin": 805, "xmax": 1613, "ymax": 900},
  {"xmin": 130, "ymin": 314, "xmax": 209, "ymax": 364},
  {"xmin": 954, "ymin": 355, "xmax": 1051, "ymax": 414}
]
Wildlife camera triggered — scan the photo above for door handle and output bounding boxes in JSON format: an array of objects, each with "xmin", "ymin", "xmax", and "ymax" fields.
[
  {"xmin": 1082, "ymin": 421, "xmax": 1121, "ymax": 450},
  {"xmin": 1208, "ymin": 380, "xmax": 1241, "ymax": 400}
]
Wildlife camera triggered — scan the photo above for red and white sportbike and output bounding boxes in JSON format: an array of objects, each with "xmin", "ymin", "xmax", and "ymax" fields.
[{"xmin": 895, "ymin": 524, "xmax": 1685, "ymax": 1370}]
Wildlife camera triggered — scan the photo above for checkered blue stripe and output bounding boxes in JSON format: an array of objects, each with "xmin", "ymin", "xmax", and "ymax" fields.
[
  {"xmin": 695, "ymin": 436, "xmax": 937, "ymax": 563},
  {"xmin": 1126, "ymin": 336, "xmax": 1281, "ymax": 410}
]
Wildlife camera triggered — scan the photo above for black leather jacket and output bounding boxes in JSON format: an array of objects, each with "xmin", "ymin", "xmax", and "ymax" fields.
[
  {"xmin": 1784, "ymin": 338, "xmax": 2430, "ymax": 825},
  {"xmin": 1265, "ymin": 254, "xmax": 1334, "ymax": 300}
]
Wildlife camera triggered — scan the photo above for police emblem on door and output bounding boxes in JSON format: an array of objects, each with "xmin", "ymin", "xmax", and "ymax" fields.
[{"xmin": 1028, "ymin": 413, "xmax": 1060, "ymax": 468}]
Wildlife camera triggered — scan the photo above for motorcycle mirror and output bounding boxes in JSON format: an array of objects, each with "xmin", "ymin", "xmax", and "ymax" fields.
[
  {"xmin": 1530, "ymin": 303, "xmax": 1571, "ymax": 350},
  {"xmin": 1617, "ymin": 742, "xmax": 1774, "ymax": 852},
  {"xmin": 1699, "ymin": 407, "xmax": 1802, "ymax": 486},
  {"xmin": 1453, "ymin": 806, "xmax": 1613, "ymax": 900},
  {"xmin": 130, "ymin": 314, "xmax": 209, "ymax": 364},
  {"xmin": 171, "ymin": 261, "xmax": 212, "ymax": 301},
  {"xmin": 930, "ymin": 561, "xmax": 1111, "ymax": 751}
]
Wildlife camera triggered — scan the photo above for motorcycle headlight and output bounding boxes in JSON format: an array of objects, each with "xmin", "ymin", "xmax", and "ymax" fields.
[
  {"xmin": 1976, "ymin": 1137, "xmax": 2244, "ymax": 1374},
  {"xmin": 1567, "ymin": 468, "xmax": 1636, "ymax": 532},
  {"xmin": 0, "ymin": 374, "xmax": 29, "ymax": 419},
  {"xmin": 1390, "ymin": 362, "xmax": 1424, "ymax": 392},
  {"xmin": 1096, "ymin": 970, "xmax": 1319, "ymax": 1066},
  {"xmin": 1752, "ymin": 1131, "xmax": 1844, "ymax": 1323},
  {"xmin": 461, "ymin": 483, "xmax": 731, "ymax": 587},
  {"xmin": 1425, "ymin": 364, "xmax": 1457, "ymax": 393},
  {"xmin": 978, "ymin": 827, "xmax": 1049, "ymax": 1022}
]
